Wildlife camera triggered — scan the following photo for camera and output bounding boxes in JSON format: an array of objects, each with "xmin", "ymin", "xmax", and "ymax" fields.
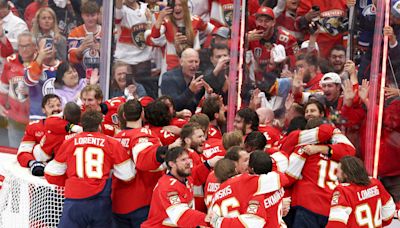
[{"xmin": 312, "ymin": 5, "xmax": 320, "ymax": 11}]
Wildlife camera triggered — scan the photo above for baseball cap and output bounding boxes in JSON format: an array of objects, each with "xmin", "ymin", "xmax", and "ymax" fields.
[
  {"xmin": 320, "ymin": 72, "xmax": 341, "ymax": 85},
  {"xmin": 301, "ymin": 40, "xmax": 319, "ymax": 52},
  {"xmin": 255, "ymin": 6, "xmax": 275, "ymax": 19},
  {"xmin": 213, "ymin": 27, "xmax": 230, "ymax": 39},
  {"xmin": 138, "ymin": 96, "xmax": 154, "ymax": 107},
  {"xmin": 392, "ymin": 0, "xmax": 400, "ymax": 19}
]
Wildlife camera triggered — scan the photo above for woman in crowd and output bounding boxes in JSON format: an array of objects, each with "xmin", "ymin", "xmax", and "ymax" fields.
[{"xmin": 54, "ymin": 61, "xmax": 98, "ymax": 107}]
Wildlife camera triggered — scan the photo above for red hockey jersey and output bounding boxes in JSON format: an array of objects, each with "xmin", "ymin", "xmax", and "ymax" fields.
[
  {"xmin": 204, "ymin": 171, "xmax": 219, "ymax": 209},
  {"xmin": 17, "ymin": 119, "xmax": 45, "ymax": 167},
  {"xmin": 258, "ymin": 125, "xmax": 282, "ymax": 149},
  {"xmin": 141, "ymin": 174, "xmax": 208, "ymax": 228},
  {"xmin": 113, "ymin": 127, "xmax": 165, "ymax": 214},
  {"xmin": 326, "ymin": 178, "xmax": 395, "ymax": 228},
  {"xmin": 148, "ymin": 125, "xmax": 179, "ymax": 146},
  {"xmin": 0, "ymin": 53, "xmax": 29, "ymax": 124},
  {"xmin": 210, "ymin": 172, "xmax": 288, "ymax": 227},
  {"xmin": 286, "ymin": 146, "xmax": 352, "ymax": 216},
  {"xmin": 44, "ymin": 132, "xmax": 135, "ymax": 199}
]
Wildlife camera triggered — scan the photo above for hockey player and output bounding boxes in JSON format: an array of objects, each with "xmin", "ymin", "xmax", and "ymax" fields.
[
  {"xmin": 112, "ymin": 99, "xmax": 179, "ymax": 227},
  {"xmin": 209, "ymin": 151, "xmax": 288, "ymax": 227},
  {"xmin": 44, "ymin": 110, "xmax": 136, "ymax": 227},
  {"xmin": 141, "ymin": 147, "xmax": 209, "ymax": 227},
  {"xmin": 17, "ymin": 94, "xmax": 61, "ymax": 176},
  {"xmin": 326, "ymin": 156, "xmax": 396, "ymax": 227}
]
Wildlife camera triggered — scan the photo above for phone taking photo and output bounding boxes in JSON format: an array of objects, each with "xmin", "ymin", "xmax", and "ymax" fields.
[
  {"xmin": 195, "ymin": 71, "xmax": 202, "ymax": 78},
  {"xmin": 167, "ymin": 0, "xmax": 175, "ymax": 9},
  {"xmin": 177, "ymin": 26, "xmax": 185, "ymax": 34},
  {"xmin": 45, "ymin": 38, "xmax": 53, "ymax": 49}
]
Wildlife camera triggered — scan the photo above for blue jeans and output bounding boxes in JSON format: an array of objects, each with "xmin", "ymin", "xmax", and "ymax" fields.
[
  {"xmin": 112, "ymin": 205, "xmax": 150, "ymax": 228},
  {"xmin": 292, "ymin": 206, "xmax": 328, "ymax": 228}
]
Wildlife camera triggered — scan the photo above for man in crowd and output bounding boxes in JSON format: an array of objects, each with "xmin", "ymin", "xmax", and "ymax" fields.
[
  {"xmin": 68, "ymin": 0, "xmax": 101, "ymax": 77},
  {"xmin": 0, "ymin": 0, "xmax": 28, "ymax": 50},
  {"xmin": 24, "ymin": 36, "xmax": 61, "ymax": 120},
  {"xmin": 326, "ymin": 156, "xmax": 396, "ymax": 227},
  {"xmin": 160, "ymin": 48, "xmax": 205, "ymax": 112},
  {"xmin": 141, "ymin": 147, "xmax": 209, "ymax": 227},
  {"xmin": 0, "ymin": 32, "xmax": 35, "ymax": 147},
  {"xmin": 45, "ymin": 110, "xmax": 136, "ymax": 227},
  {"xmin": 203, "ymin": 44, "xmax": 229, "ymax": 100}
]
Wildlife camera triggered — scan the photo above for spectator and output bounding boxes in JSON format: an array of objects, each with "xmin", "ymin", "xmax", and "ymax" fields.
[
  {"xmin": 276, "ymin": 0, "xmax": 303, "ymax": 41},
  {"xmin": 328, "ymin": 45, "xmax": 346, "ymax": 75},
  {"xmin": 233, "ymin": 108, "xmax": 259, "ymax": 137},
  {"xmin": 24, "ymin": 36, "xmax": 62, "ymax": 120},
  {"xmin": 54, "ymin": 61, "xmax": 99, "ymax": 108},
  {"xmin": 0, "ymin": 0, "xmax": 28, "ymax": 51},
  {"xmin": 0, "ymin": 32, "xmax": 35, "ymax": 147},
  {"xmin": 114, "ymin": 0, "xmax": 158, "ymax": 98},
  {"xmin": 110, "ymin": 61, "xmax": 146, "ymax": 99},
  {"xmin": 203, "ymin": 44, "xmax": 229, "ymax": 100},
  {"xmin": 68, "ymin": 0, "xmax": 101, "ymax": 77},
  {"xmin": 160, "ymin": 48, "xmax": 205, "ymax": 112},
  {"xmin": 146, "ymin": 0, "xmax": 214, "ymax": 73},
  {"xmin": 295, "ymin": 0, "xmax": 347, "ymax": 58},
  {"xmin": 24, "ymin": 0, "xmax": 48, "ymax": 30},
  {"xmin": 199, "ymin": 26, "xmax": 230, "ymax": 72},
  {"xmin": 31, "ymin": 7, "xmax": 68, "ymax": 62},
  {"xmin": 48, "ymin": 0, "xmax": 81, "ymax": 37}
]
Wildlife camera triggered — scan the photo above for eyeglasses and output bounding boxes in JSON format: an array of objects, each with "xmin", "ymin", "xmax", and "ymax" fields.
[{"xmin": 18, "ymin": 44, "xmax": 33, "ymax": 50}]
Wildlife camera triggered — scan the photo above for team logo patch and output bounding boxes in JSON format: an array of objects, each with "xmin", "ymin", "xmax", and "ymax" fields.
[
  {"xmin": 111, "ymin": 114, "xmax": 119, "ymax": 125},
  {"xmin": 42, "ymin": 78, "xmax": 55, "ymax": 96},
  {"xmin": 131, "ymin": 23, "xmax": 147, "ymax": 49},
  {"xmin": 331, "ymin": 191, "xmax": 340, "ymax": 205},
  {"xmin": 167, "ymin": 192, "xmax": 181, "ymax": 205},
  {"xmin": 246, "ymin": 200, "xmax": 260, "ymax": 214}
]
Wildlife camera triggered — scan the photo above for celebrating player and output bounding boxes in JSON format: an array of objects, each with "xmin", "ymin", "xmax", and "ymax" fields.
[
  {"xmin": 326, "ymin": 156, "xmax": 396, "ymax": 228},
  {"xmin": 44, "ymin": 110, "xmax": 136, "ymax": 227}
]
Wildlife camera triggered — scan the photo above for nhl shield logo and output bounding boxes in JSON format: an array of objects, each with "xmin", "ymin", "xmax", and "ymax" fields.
[{"xmin": 131, "ymin": 23, "xmax": 147, "ymax": 49}]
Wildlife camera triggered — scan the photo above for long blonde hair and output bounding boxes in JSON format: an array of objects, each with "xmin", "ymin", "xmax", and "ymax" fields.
[
  {"xmin": 170, "ymin": 0, "xmax": 194, "ymax": 47},
  {"xmin": 31, "ymin": 7, "xmax": 62, "ymax": 41}
]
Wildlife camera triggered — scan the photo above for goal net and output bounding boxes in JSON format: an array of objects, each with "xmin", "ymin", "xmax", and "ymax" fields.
[{"xmin": 0, "ymin": 160, "xmax": 64, "ymax": 228}]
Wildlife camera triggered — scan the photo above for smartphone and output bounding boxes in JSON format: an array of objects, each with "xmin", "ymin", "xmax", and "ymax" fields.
[
  {"xmin": 45, "ymin": 38, "xmax": 53, "ymax": 49},
  {"xmin": 86, "ymin": 68, "xmax": 93, "ymax": 80},
  {"xmin": 195, "ymin": 71, "xmax": 202, "ymax": 78},
  {"xmin": 177, "ymin": 26, "xmax": 185, "ymax": 34},
  {"xmin": 167, "ymin": 0, "xmax": 175, "ymax": 9},
  {"xmin": 87, "ymin": 32, "xmax": 94, "ymax": 40}
]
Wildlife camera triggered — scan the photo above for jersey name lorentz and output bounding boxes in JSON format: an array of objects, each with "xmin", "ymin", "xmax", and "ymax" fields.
[
  {"xmin": 74, "ymin": 137, "xmax": 105, "ymax": 147},
  {"xmin": 357, "ymin": 185, "xmax": 380, "ymax": 201}
]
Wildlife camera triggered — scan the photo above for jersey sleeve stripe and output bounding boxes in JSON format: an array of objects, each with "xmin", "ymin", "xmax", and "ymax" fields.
[
  {"xmin": 33, "ymin": 144, "xmax": 51, "ymax": 162},
  {"xmin": 237, "ymin": 214, "xmax": 266, "ymax": 228},
  {"xmin": 255, "ymin": 172, "xmax": 280, "ymax": 195},
  {"xmin": 382, "ymin": 198, "xmax": 396, "ymax": 221},
  {"xmin": 131, "ymin": 141, "xmax": 154, "ymax": 164},
  {"xmin": 44, "ymin": 160, "xmax": 67, "ymax": 176},
  {"xmin": 113, "ymin": 159, "xmax": 136, "ymax": 181},
  {"xmin": 271, "ymin": 152, "xmax": 288, "ymax": 172},
  {"xmin": 331, "ymin": 133, "xmax": 355, "ymax": 148},
  {"xmin": 165, "ymin": 203, "xmax": 190, "ymax": 225},
  {"xmin": 17, "ymin": 141, "xmax": 35, "ymax": 154},
  {"xmin": 328, "ymin": 206, "xmax": 352, "ymax": 224},
  {"xmin": 286, "ymin": 153, "xmax": 306, "ymax": 179},
  {"xmin": 298, "ymin": 127, "xmax": 319, "ymax": 145}
]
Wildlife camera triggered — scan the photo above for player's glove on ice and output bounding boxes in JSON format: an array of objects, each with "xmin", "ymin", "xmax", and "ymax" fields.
[{"xmin": 29, "ymin": 161, "xmax": 45, "ymax": 176}]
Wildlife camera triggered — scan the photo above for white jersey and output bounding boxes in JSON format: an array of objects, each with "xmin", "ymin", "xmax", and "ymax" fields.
[{"xmin": 114, "ymin": 3, "xmax": 152, "ymax": 64}]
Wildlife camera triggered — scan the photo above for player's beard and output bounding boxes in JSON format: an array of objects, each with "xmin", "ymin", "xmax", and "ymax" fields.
[
  {"xmin": 191, "ymin": 142, "xmax": 204, "ymax": 154},
  {"xmin": 176, "ymin": 166, "xmax": 191, "ymax": 178}
]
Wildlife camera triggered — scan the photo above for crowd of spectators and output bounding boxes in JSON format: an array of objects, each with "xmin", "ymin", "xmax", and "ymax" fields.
[{"xmin": 0, "ymin": 0, "xmax": 399, "ymax": 226}]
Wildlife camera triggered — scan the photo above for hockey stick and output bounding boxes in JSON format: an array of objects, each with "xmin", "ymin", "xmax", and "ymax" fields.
[{"xmin": 343, "ymin": 5, "xmax": 355, "ymax": 81}]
